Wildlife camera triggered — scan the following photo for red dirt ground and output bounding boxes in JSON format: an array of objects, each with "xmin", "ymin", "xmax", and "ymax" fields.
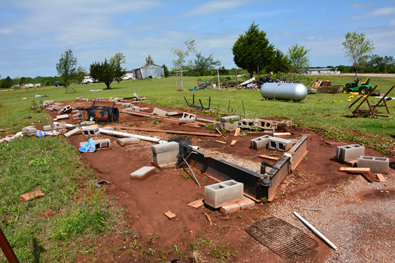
[{"xmin": 44, "ymin": 100, "xmax": 394, "ymax": 262}]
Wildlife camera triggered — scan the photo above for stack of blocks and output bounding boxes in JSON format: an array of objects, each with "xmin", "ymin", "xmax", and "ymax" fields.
[
  {"xmin": 219, "ymin": 116, "xmax": 239, "ymax": 131},
  {"xmin": 151, "ymin": 142, "xmax": 179, "ymax": 166}
]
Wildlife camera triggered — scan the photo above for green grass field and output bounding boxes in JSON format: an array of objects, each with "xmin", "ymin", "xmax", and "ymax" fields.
[{"xmin": 0, "ymin": 74, "xmax": 394, "ymax": 261}]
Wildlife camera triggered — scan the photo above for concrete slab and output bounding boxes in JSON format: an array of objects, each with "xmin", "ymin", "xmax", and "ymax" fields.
[
  {"xmin": 117, "ymin": 137, "xmax": 140, "ymax": 146},
  {"xmin": 56, "ymin": 114, "xmax": 69, "ymax": 120},
  {"xmin": 130, "ymin": 166, "xmax": 156, "ymax": 180},
  {"xmin": 64, "ymin": 128, "xmax": 81, "ymax": 138},
  {"xmin": 152, "ymin": 108, "xmax": 167, "ymax": 116}
]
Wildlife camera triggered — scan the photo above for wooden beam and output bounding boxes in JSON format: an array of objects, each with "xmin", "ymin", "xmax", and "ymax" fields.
[
  {"xmin": 215, "ymin": 140, "xmax": 226, "ymax": 144},
  {"xmin": 258, "ymin": 155, "xmax": 280, "ymax": 161},
  {"xmin": 339, "ymin": 167, "xmax": 370, "ymax": 173},
  {"xmin": 109, "ymin": 126, "xmax": 221, "ymax": 137}
]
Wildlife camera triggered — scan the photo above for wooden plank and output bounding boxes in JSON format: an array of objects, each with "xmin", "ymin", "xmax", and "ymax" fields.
[
  {"xmin": 112, "ymin": 126, "xmax": 221, "ymax": 137},
  {"xmin": 204, "ymin": 213, "xmax": 212, "ymax": 225},
  {"xmin": 234, "ymin": 127, "xmax": 241, "ymax": 136},
  {"xmin": 188, "ymin": 199, "xmax": 204, "ymax": 208},
  {"xmin": 215, "ymin": 128, "xmax": 222, "ymax": 136},
  {"xmin": 377, "ymin": 173, "xmax": 386, "ymax": 182},
  {"xmin": 230, "ymin": 140, "xmax": 237, "ymax": 146},
  {"xmin": 339, "ymin": 167, "xmax": 370, "ymax": 173},
  {"xmin": 164, "ymin": 210, "xmax": 177, "ymax": 219},
  {"xmin": 274, "ymin": 132, "xmax": 291, "ymax": 137},
  {"xmin": 258, "ymin": 154, "xmax": 280, "ymax": 161},
  {"xmin": 215, "ymin": 140, "xmax": 226, "ymax": 144}
]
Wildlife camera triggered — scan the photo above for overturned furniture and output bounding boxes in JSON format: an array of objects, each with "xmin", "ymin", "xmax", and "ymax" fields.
[
  {"xmin": 77, "ymin": 100, "xmax": 119, "ymax": 122},
  {"xmin": 178, "ymin": 136, "xmax": 308, "ymax": 201},
  {"xmin": 184, "ymin": 95, "xmax": 212, "ymax": 111}
]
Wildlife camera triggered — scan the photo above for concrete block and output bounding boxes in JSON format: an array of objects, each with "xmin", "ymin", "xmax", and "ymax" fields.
[
  {"xmin": 336, "ymin": 144, "xmax": 365, "ymax": 162},
  {"xmin": 167, "ymin": 111, "xmax": 179, "ymax": 116},
  {"xmin": 267, "ymin": 137, "xmax": 293, "ymax": 152},
  {"xmin": 54, "ymin": 103, "xmax": 63, "ymax": 106},
  {"xmin": 357, "ymin": 156, "xmax": 389, "ymax": 174},
  {"xmin": 52, "ymin": 105, "xmax": 62, "ymax": 111},
  {"xmin": 22, "ymin": 126, "xmax": 36, "ymax": 135},
  {"xmin": 153, "ymin": 108, "xmax": 167, "ymax": 116},
  {"xmin": 221, "ymin": 116, "xmax": 239, "ymax": 122},
  {"xmin": 130, "ymin": 166, "xmax": 155, "ymax": 180},
  {"xmin": 179, "ymin": 112, "xmax": 197, "ymax": 123},
  {"xmin": 121, "ymin": 103, "xmax": 132, "ymax": 108},
  {"xmin": 131, "ymin": 106, "xmax": 140, "ymax": 111},
  {"xmin": 64, "ymin": 128, "xmax": 81, "ymax": 138},
  {"xmin": 53, "ymin": 122, "xmax": 66, "ymax": 130},
  {"xmin": 250, "ymin": 135, "xmax": 272, "ymax": 150},
  {"xmin": 73, "ymin": 112, "xmax": 82, "ymax": 120},
  {"xmin": 56, "ymin": 114, "xmax": 69, "ymax": 120},
  {"xmin": 43, "ymin": 125, "xmax": 52, "ymax": 131},
  {"xmin": 204, "ymin": 180, "xmax": 244, "ymax": 209},
  {"xmin": 80, "ymin": 121, "xmax": 96, "ymax": 126},
  {"xmin": 82, "ymin": 127, "xmax": 100, "ymax": 136},
  {"xmin": 236, "ymin": 198, "xmax": 255, "ymax": 210},
  {"xmin": 58, "ymin": 105, "xmax": 72, "ymax": 115},
  {"xmin": 48, "ymin": 100, "xmax": 54, "ymax": 105},
  {"xmin": 117, "ymin": 137, "xmax": 140, "ymax": 146},
  {"xmin": 79, "ymin": 139, "xmax": 111, "ymax": 150},
  {"xmin": 151, "ymin": 141, "xmax": 179, "ymax": 165}
]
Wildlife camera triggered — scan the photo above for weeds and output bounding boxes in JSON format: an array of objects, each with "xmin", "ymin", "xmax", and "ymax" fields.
[{"xmin": 210, "ymin": 240, "xmax": 238, "ymax": 262}]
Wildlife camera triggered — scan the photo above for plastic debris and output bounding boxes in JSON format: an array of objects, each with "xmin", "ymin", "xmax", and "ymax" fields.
[{"xmin": 79, "ymin": 138, "xmax": 96, "ymax": 152}]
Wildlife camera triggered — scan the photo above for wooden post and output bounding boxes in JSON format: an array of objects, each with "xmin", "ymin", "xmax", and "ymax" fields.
[
  {"xmin": 235, "ymin": 68, "xmax": 238, "ymax": 86},
  {"xmin": 0, "ymin": 227, "xmax": 19, "ymax": 263}
]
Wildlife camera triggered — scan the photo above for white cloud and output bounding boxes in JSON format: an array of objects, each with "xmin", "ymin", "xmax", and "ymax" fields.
[
  {"xmin": 389, "ymin": 18, "xmax": 395, "ymax": 27},
  {"xmin": 350, "ymin": 6, "xmax": 395, "ymax": 20},
  {"xmin": 183, "ymin": 0, "xmax": 248, "ymax": 17},
  {"xmin": 349, "ymin": 3, "xmax": 374, "ymax": 9}
]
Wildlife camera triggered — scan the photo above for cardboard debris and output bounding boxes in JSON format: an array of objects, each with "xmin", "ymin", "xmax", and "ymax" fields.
[
  {"xmin": 164, "ymin": 210, "xmax": 177, "ymax": 219},
  {"xmin": 19, "ymin": 190, "xmax": 45, "ymax": 201},
  {"xmin": 188, "ymin": 199, "xmax": 204, "ymax": 209}
]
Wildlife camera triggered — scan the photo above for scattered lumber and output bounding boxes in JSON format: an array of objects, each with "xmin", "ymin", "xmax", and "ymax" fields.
[
  {"xmin": 258, "ymin": 154, "xmax": 280, "ymax": 161},
  {"xmin": 111, "ymin": 126, "xmax": 221, "ymax": 137},
  {"xmin": 204, "ymin": 213, "xmax": 212, "ymax": 225},
  {"xmin": 376, "ymin": 174, "xmax": 386, "ymax": 182},
  {"xmin": 215, "ymin": 140, "xmax": 226, "ymax": 144},
  {"xmin": 230, "ymin": 140, "xmax": 237, "ymax": 146},
  {"xmin": 164, "ymin": 210, "xmax": 177, "ymax": 219},
  {"xmin": 339, "ymin": 167, "xmax": 370, "ymax": 173},
  {"xmin": 274, "ymin": 132, "xmax": 291, "ymax": 137},
  {"xmin": 188, "ymin": 199, "xmax": 204, "ymax": 209}
]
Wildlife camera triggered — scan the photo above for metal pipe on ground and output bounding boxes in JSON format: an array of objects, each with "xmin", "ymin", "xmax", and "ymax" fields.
[
  {"xmin": 99, "ymin": 128, "xmax": 160, "ymax": 143},
  {"xmin": 293, "ymin": 212, "xmax": 338, "ymax": 251},
  {"xmin": 0, "ymin": 227, "xmax": 19, "ymax": 263}
]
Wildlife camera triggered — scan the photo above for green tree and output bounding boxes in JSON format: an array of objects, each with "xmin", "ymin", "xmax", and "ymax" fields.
[
  {"xmin": 193, "ymin": 52, "xmax": 221, "ymax": 72},
  {"xmin": 19, "ymin": 77, "xmax": 27, "ymax": 86},
  {"xmin": 171, "ymin": 39, "xmax": 196, "ymax": 89},
  {"xmin": 287, "ymin": 44, "xmax": 310, "ymax": 75},
  {"xmin": 89, "ymin": 59, "xmax": 125, "ymax": 89},
  {"xmin": 145, "ymin": 55, "xmax": 154, "ymax": 65},
  {"xmin": 232, "ymin": 22, "xmax": 274, "ymax": 78},
  {"xmin": 56, "ymin": 49, "xmax": 77, "ymax": 93},
  {"xmin": 162, "ymin": 64, "xmax": 169, "ymax": 77},
  {"xmin": 268, "ymin": 49, "xmax": 290, "ymax": 73},
  {"xmin": 109, "ymin": 52, "xmax": 126, "ymax": 84},
  {"xmin": 383, "ymin": 56, "xmax": 394, "ymax": 73},
  {"xmin": 1, "ymin": 76, "xmax": 13, "ymax": 89},
  {"xmin": 76, "ymin": 66, "xmax": 88, "ymax": 83},
  {"xmin": 342, "ymin": 32, "xmax": 375, "ymax": 79}
]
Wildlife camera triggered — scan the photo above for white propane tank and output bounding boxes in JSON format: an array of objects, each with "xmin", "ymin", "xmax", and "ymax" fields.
[{"xmin": 260, "ymin": 83, "xmax": 308, "ymax": 101}]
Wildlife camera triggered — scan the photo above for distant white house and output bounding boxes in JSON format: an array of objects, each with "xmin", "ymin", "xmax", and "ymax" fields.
[
  {"xmin": 22, "ymin": 83, "xmax": 42, "ymax": 88},
  {"xmin": 305, "ymin": 68, "xmax": 340, "ymax": 74}
]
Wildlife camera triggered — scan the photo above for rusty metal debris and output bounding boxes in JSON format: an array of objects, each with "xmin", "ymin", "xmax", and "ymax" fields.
[
  {"xmin": 246, "ymin": 217, "xmax": 318, "ymax": 258},
  {"xmin": 77, "ymin": 100, "xmax": 119, "ymax": 122}
]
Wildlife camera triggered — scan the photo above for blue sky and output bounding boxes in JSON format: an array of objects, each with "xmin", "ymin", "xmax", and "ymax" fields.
[{"xmin": 0, "ymin": 0, "xmax": 394, "ymax": 78}]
